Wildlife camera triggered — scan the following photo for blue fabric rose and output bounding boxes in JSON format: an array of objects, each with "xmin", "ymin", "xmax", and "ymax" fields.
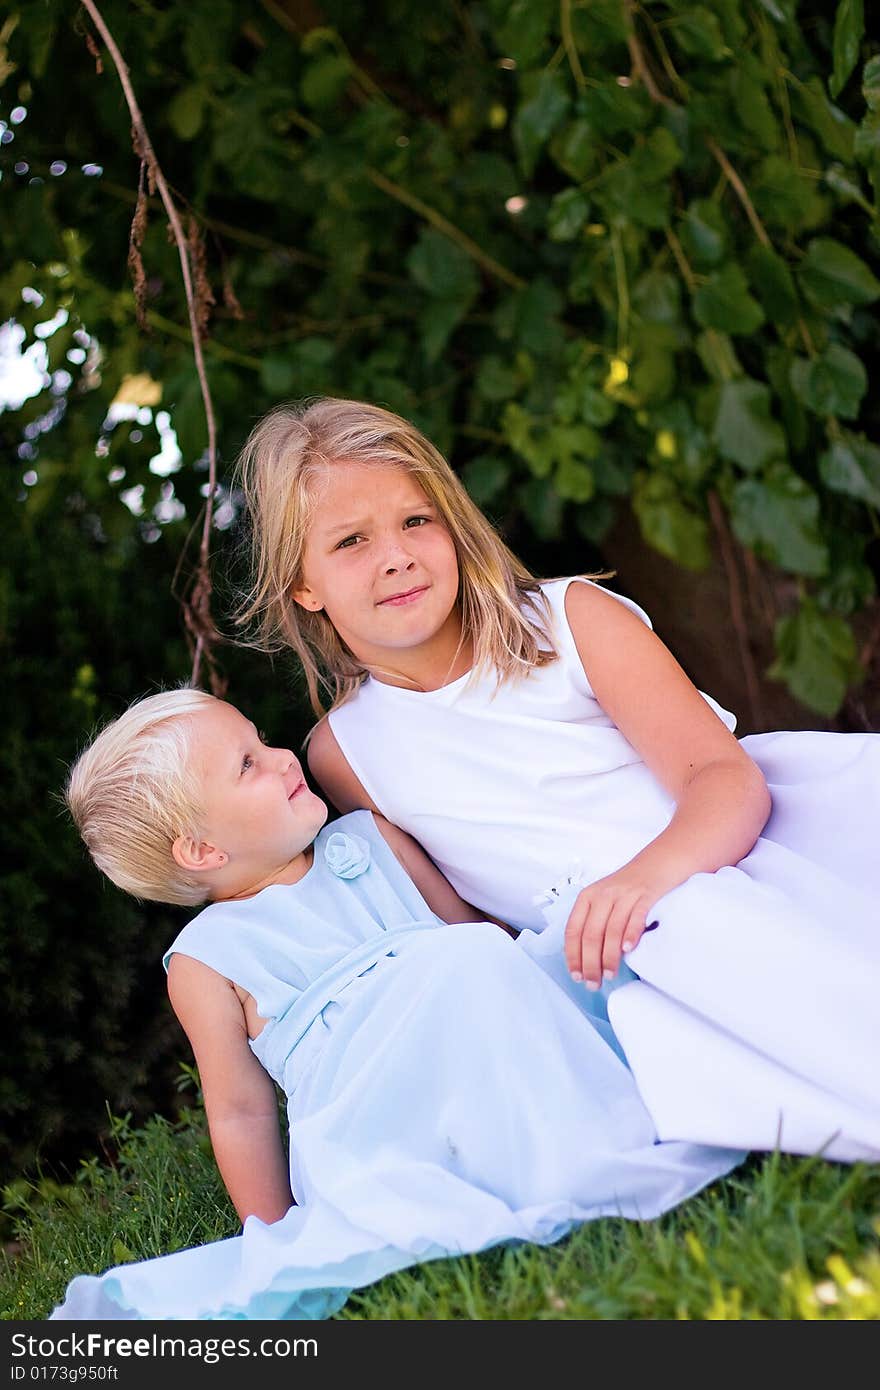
[{"xmin": 323, "ymin": 831, "xmax": 371, "ymax": 879}]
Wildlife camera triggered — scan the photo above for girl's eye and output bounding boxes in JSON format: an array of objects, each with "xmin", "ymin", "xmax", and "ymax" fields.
[
  {"xmin": 404, "ymin": 515, "xmax": 430, "ymax": 529},
  {"xmin": 241, "ymin": 753, "xmax": 254, "ymax": 774},
  {"xmin": 258, "ymin": 729, "xmax": 268, "ymax": 744},
  {"xmin": 336, "ymin": 534, "xmax": 362, "ymax": 550}
]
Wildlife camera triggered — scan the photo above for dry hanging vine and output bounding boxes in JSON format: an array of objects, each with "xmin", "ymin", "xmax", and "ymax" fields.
[{"xmin": 78, "ymin": 0, "xmax": 225, "ymax": 695}]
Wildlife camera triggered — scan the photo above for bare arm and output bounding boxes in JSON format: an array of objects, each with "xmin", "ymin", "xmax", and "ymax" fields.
[
  {"xmin": 371, "ymin": 813, "xmax": 514, "ymax": 933},
  {"xmin": 167, "ymin": 954, "xmax": 294, "ymax": 1225},
  {"xmin": 307, "ymin": 718, "xmax": 378, "ymax": 814},
  {"xmin": 562, "ymin": 581, "xmax": 771, "ymax": 982}
]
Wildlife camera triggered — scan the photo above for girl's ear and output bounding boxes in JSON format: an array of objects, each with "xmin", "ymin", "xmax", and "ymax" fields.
[
  {"xmin": 172, "ymin": 835, "xmax": 227, "ymax": 874},
  {"xmin": 291, "ymin": 584, "xmax": 324, "ymax": 612}
]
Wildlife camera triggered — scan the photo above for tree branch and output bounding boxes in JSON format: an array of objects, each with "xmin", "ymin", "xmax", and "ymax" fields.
[
  {"xmin": 705, "ymin": 138, "xmax": 771, "ymax": 248},
  {"xmin": 79, "ymin": 0, "xmax": 224, "ymax": 694},
  {"xmin": 561, "ymin": 0, "xmax": 587, "ymax": 92}
]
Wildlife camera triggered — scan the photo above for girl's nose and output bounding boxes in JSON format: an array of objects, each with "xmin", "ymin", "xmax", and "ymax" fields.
[{"xmin": 382, "ymin": 542, "xmax": 416, "ymax": 575}]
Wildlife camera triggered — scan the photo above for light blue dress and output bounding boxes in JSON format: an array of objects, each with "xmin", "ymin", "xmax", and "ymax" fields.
[{"xmin": 50, "ymin": 812, "xmax": 741, "ymax": 1321}]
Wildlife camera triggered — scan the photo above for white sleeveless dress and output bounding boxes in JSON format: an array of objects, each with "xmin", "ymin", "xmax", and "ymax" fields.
[{"xmin": 328, "ymin": 578, "xmax": 880, "ymax": 1163}]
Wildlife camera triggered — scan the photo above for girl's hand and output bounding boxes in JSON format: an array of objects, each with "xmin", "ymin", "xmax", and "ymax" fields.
[{"xmin": 563, "ymin": 871, "xmax": 660, "ymax": 988}]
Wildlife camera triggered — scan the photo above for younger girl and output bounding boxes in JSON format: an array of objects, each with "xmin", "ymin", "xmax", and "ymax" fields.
[
  {"xmin": 52, "ymin": 689, "xmax": 740, "ymax": 1321},
  {"xmin": 237, "ymin": 397, "xmax": 880, "ymax": 1164}
]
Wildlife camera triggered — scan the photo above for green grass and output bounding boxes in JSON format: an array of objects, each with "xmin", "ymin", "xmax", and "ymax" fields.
[{"xmin": 3, "ymin": 1098, "xmax": 879, "ymax": 1321}]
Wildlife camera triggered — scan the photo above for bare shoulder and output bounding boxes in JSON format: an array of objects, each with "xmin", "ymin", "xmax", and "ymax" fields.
[
  {"xmin": 563, "ymin": 577, "xmax": 649, "ymax": 631},
  {"xmin": 166, "ymin": 952, "xmax": 242, "ymax": 1033},
  {"xmin": 563, "ymin": 578, "xmax": 749, "ymax": 794},
  {"xmin": 306, "ymin": 716, "xmax": 378, "ymax": 813},
  {"xmin": 563, "ymin": 578, "xmax": 676, "ymax": 686}
]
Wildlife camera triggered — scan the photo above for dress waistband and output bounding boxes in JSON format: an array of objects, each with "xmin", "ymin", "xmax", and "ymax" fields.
[{"xmin": 250, "ymin": 920, "xmax": 441, "ymax": 1087}]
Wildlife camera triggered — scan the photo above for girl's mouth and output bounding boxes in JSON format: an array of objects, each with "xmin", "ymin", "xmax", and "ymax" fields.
[
  {"xmin": 378, "ymin": 586, "xmax": 428, "ymax": 607},
  {"xmin": 288, "ymin": 780, "xmax": 306, "ymax": 800}
]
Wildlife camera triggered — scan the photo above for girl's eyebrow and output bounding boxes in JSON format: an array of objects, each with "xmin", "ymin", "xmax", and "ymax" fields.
[
  {"xmin": 323, "ymin": 501, "xmax": 437, "ymax": 539},
  {"xmin": 324, "ymin": 516, "xmax": 369, "ymax": 539}
]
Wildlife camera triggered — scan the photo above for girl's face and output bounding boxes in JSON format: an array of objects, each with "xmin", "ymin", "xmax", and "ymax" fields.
[
  {"xmin": 191, "ymin": 701, "xmax": 327, "ymax": 890},
  {"xmin": 294, "ymin": 462, "xmax": 463, "ymax": 674}
]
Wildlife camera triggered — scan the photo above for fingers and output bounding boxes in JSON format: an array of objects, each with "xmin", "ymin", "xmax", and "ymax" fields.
[
  {"xmin": 564, "ymin": 889, "xmax": 652, "ymax": 988},
  {"xmin": 564, "ymin": 889, "xmax": 612, "ymax": 990}
]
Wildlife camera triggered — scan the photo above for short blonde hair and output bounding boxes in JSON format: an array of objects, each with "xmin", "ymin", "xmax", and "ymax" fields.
[
  {"xmin": 234, "ymin": 397, "xmax": 564, "ymax": 715},
  {"xmin": 65, "ymin": 688, "xmax": 217, "ymax": 907}
]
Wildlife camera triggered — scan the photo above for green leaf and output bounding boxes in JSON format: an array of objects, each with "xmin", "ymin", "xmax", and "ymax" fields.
[
  {"xmin": 407, "ymin": 230, "xmax": 479, "ymax": 361},
  {"xmin": 854, "ymin": 110, "xmax": 880, "ymax": 169},
  {"xmin": 797, "ymin": 237, "xmax": 880, "ymax": 308},
  {"xmin": 475, "ymin": 356, "xmax": 519, "ymax": 402},
  {"xmin": 818, "ymin": 431, "xmax": 880, "ymax": 507},
  {"xmin": 597, "ymin": 169, "xmax": 670, "ymax": 231},
  {"xmin": 731, "ymin": 66, "xmax": 777, "ymax": 150},
  {"xmin": 167, "ymin": 86, "xmax": 206, "ymax": 141},
  {"xmin": 576, "ymin": 384, "xmax": 617, "ymax": 427},
  {"xmin": 816, "ymin": 532, "xmax": 876, "ymax": 615},
  {"xmin": 595, "ymin": 129, "xmax": 681, "ymax": 230},
  {"xmin": 789, "ymin": 344, "xmax": 867, "ymax": 420},
  {"xmin": 418, "ymin": 296, "xmax": 471, "ymax": 362},
  {"xmin": 680, "ymin": 199, "xmax": 727, "ymax": 268},
  {"xmin": 631, "ymin": 349, "xmax": 676, "ymax": 405},
  {"xmin": 790, "ymin": 77, "xmax": 855, "ymax": 162},
  {"xmin": 730, "ymin": 464, "xmax": 828, "ymax": 576},
  {"xmin": 824, "ymin": 162, "xmax": 870, "ymax": 207},
  {"xmin": 592, "ymin": 450, "xmax": 635, "ymax": 496},
  {"xmin": 461, "ymin": 455, "xmax": 510, "ymax": 506},
  {"xmin": 550, "ymin": 120, "xmax": 599, "ymax": 181},
  {"xmin": 632, "ymin": 472, "xmax": 711, "ymax": 570},
  {"xmin": 514, "ymin": 71, "xmax": 570, "ymax": 177},
  {"xmin": 650, "ymin": 400, "xmax": 714, "ymax": 483},
  {"xmin": 407, "ymin": 229, "xmax": 479, "ymax": 302},
  {"xmin": 580, "ymin": 82, "xmax": 653, "ymax": 139},
  {"xmin": 696, "ymin": 331, "xmax": 742, "ymax": 383},
  {"xmin": 555, "ymin": 456, "xmax": 595, "ymax": 502},
  {"xmin": 634, "ymin": 127, "xmax": 683, "ymax": 180},
  {"xmin": 492, "ymin": 0, "xmax": 554, "ymax": 67},
  {"xmin": 548, "ymin": 188, "xmax": 590, "ymax": 242},
  {"xmin": 829, "ymin": 0, "xmax": 864, "ymax": 100},
  {"xmin": 576, "ymin": 495, "xmax": 617, "ymax": 544},
  {"xmin": 517, "ymin": 477, "xmax": 564, "ymax": 540},
  {"xmin": 301, "ymin": 53, "xmax": 351, "ymax": 110},
  {"xmin": 693, "ymin": 264, "xmax": 765, "ymax": 334},
  {"xmin": 863, "ymin": 54, "xmax": 880, "ymax": 110},
  {"xmin": 669, "ymin": 7, "xmax": 730, "ymax": 62},
  {"xmin": 752, "ymin": 156, "xmax": 828, "ymax": 233},
  {"xmin": 713, "ymin": 378, "xmax": 786, "ymax": 470},
  {"xmin": 503, "ymin": 403, "xmax": 555, "ymax": 476},
  {"xmin": 746, "ymin": 245, "xmax": 799, "ymax": 326},
  {"xmin": 495, "ymin": 278, "xmax": 565, "ymax": 358},
  {"xmin": 633, "ymin": 271, "xmax": 683, "ymax": 325},
  {"xmin": 768, "ymin": 600, "xmax": 861, "ymax": 715}
]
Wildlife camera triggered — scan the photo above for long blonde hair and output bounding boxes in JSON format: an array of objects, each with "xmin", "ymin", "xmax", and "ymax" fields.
[{"xmin": 234, "ymin": 398, "xmax": 564, "ymax": 715}]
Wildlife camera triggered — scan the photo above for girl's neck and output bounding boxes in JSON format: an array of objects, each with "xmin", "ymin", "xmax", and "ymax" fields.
[{"xmin": 365, "ymin": 610, "xmax": 474, "ymax": 693}]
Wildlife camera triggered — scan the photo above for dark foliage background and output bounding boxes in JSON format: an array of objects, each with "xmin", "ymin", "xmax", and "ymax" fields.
[{"xmin": 1, "ymin": 0, "xmax": 878, "ymax": 1185}]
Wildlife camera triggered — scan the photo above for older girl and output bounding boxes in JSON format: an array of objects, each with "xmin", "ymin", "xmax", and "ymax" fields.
[{"xmin": 236, "ymin": 398, "xmax": 880, "ymax": 1163}]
